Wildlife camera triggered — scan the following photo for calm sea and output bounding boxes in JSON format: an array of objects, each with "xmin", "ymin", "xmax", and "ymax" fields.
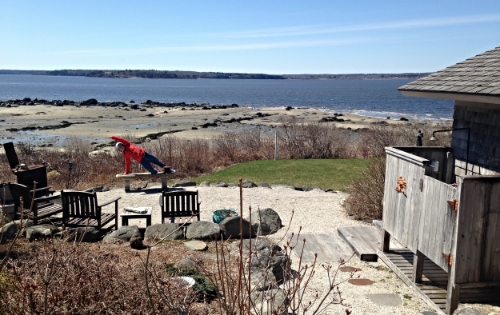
[{"xmin": 0, "ymin": 74, "xmax": 454, "ymax": 121}]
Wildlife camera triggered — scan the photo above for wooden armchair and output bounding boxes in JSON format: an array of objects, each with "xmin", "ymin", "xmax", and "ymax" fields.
[
  {"xmin": 160, "ymin": 190, "xmax": 200, "ymax": 223},
  {"xmin": 61, "ymin": 190, "xmax": 120, "ymax": 231},
  {"xmin": 8, "ymin": 182, "xmax": 63, "ymax": 225},
  {"xmin": 3, "ymin": 142, "xmax": 52, "ymax": 197}
]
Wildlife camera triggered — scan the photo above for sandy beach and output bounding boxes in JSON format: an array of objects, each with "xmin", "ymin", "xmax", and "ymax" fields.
[{"xmin": 0, "ymin": 103, "xmax": 410, "ymax": 149}]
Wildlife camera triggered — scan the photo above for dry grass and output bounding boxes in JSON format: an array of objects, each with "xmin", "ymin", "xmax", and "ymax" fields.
[{"xmin": 0, "ymin": 238, "xmax": 215, "ymax": 315}]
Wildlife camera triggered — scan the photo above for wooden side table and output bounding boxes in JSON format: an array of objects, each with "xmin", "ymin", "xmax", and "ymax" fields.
[{"xmin": 120, "ymin": 207, "xmax": 152, "ymax": 227}]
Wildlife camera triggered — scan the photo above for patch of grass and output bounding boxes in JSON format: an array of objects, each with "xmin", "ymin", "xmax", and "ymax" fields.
[
  {"xmin": 165, "ymin": 263, "xmax": 218, "ymax": 300},
  {"xmin": 403, "ymin": 294, "xmax": 412, "ymax": 300},
  {"xmin": 190, "ymin": 158, "xmax": 373, "ymax": 191}
]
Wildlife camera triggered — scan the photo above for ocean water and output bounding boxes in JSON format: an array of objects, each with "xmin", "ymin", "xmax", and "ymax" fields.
[{"xmin": 0, "ymin": 74, "xmax": 454, "ymax": 121}]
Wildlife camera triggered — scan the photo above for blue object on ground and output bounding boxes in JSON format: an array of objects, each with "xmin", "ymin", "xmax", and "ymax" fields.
[{"xmin": 212, "ymin": 209, "xmax": 238, "ymax": 224}]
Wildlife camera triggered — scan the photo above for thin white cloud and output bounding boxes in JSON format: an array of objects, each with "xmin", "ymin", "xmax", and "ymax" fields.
[
  {"xmin": 207, "ymin": 14, "xmax": 500, "ymax": 39},
  {"xmin": 52, "ymin": 37, "xmax": 377, "ymax": 56}
]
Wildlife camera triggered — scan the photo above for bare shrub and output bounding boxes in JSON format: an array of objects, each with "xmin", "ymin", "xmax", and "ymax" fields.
[
  {"xmin": 344, "ymin": 158, "xmax": 386, "ymax": 220},
  {"xmin": 212, "ymin": 129, "xmax": 275, "ymax": 165},
  {"xmin": 277, "ymin": 117, "xmax": 351, "ymax": 159},
  {"xmin": 1, "ymin": 239, "xmax": 204, "ymax": 315}
]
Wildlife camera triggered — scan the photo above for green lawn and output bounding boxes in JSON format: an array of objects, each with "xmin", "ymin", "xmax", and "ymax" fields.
[{"xmin": 189, "ymin": 158, "xmax": 373, "ymax": 191}]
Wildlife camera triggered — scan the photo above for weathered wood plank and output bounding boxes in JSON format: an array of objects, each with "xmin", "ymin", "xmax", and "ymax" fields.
[
  {"xmin": 338, "ymin": 226, "xmax": 379, "ymax": 261},
  {"xmin": 313, "ymin": 233, "xmax": 355, "ymax": 263},
  {"xmin": 455, "ymin": 178, "xmax": 489, "ymax": 284},
  {"xmin": 484, "ymin": 180, "xmax": 500, "ymax": 281},
  {"xmin": 287, "ymin": 233, "xmax": 354, "ymax": 264}
]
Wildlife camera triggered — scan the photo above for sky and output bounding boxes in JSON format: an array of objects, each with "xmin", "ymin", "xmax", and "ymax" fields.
[{"xmin": 1, "ymin": 0, "xmax": 499, "ymax": 74}]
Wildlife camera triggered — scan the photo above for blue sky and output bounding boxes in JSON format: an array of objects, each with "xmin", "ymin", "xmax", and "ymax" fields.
[{"xmin": 1, "ymin": 0, "xmax": 499, "ymax": 74}]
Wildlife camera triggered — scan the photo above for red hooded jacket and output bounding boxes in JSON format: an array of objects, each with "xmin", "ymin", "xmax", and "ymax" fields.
[{"xmin": 112, "ymin": 136, "xmax": 145, "ymax": 174}]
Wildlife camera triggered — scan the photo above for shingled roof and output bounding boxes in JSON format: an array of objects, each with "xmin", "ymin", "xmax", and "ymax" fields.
[{"xmin": 399, "ymin": 46, "xmax": 500, "ymax": 103}]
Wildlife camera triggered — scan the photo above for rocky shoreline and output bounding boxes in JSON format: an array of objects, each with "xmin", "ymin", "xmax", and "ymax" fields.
[{"xmin": 0, "ymin": 97, "xmax": 413, "ymax": 149}]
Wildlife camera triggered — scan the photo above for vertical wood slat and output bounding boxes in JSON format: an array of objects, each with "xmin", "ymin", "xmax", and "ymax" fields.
[
  {"xmin": 420, "ymin": 176, "xmax": 457, "ymax": 271},
  {"xmin": 484, "ymin": 181, "xmax": 500, "ymax": 280},
  {"xmin": 456, "ymin": 178, "xmax": 486, "ymax": 284},
  {"xmin": 455, "ymin": 176, "xmax": 500, "ymax": 284}
]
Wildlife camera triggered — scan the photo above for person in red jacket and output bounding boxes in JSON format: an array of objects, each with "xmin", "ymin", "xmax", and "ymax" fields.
[{"xmin": 111, "ymin": 136, "xmax": 174, "ymax": 175}]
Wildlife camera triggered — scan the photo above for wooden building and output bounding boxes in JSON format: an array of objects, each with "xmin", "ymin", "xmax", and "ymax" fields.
[{"xmin": 379, "ymin": 47, "xmax": 500, "ymax": 314}]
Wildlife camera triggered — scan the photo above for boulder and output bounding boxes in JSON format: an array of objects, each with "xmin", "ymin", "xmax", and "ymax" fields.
[
  {"xmin": 1, "ymin": 220, "xmax": 33, "ymax": 243},
  {"xmin": 242, "ymin": 238, "xmax": 289, "ymax": 283},
  {"xmin": 250, "ymin": 208, "xmax": 282, "ymax": 236},
  {"xmin": 130, "ymin": 236, "xmax": 147, "ymax": 250},
  {"xmin": 250, "ymin": 268, "xmax": 277, "ymax": 291},
  {"xmin": 103, "ymin": 225, "xmax": 141, "ymax": 242},
  {"xmin": 25, "ymin": 224, "xmax": 60, "ymax": 241},
  {"xmin": 173, "ymin": 180, "xmax": 197, "ymax": 187},
  {"xmin": 211, "ymin": 182, "xmax": 228, "ymax": 187},
  {"xmin": 198, "ymin": 181, "xmax": 210, "ymax": 187},
  {"xmin": 177, "ymin": 255, "xmax": 198, "ymax": 270},
  {"xmin": 184, "ymin": 240, "xmax": 208, "ymax": 251},
  {"xmin": 241, "ymin": 180, "xmax": 257, "ymax": 188},
  {"xmin": 186, "ymin": 221, "xmax": 220, "ymax": 240},
  {"xmin": 145, "ymin": 223, "xmax": 184, "ymax": 240},
  {"xmin": 219, "ymin": 216, "xmax": 254, "ymax": 239},
  {"xmin": 251, "ymin": 289, "xmax": 288, "ymax": 314},
  {"xmin": 61, "ymin": 227, "xmax": 102, "ymax": 242},
  {"xmin": 258, "ymin": 182, "xmax": 271, "ymax": 188}
]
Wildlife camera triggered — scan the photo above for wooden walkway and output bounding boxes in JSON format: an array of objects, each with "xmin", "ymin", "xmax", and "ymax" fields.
[
  {"xmin": 378, "ymin": 249, "xmax": 500, "ymax": 314},
  {"xmin": 288, "ymin": 228, "xmax": 405, "ymax": 264},
  {"xmin": 288, "ymin": 233, "xmax": 355, "ymax": 264}
]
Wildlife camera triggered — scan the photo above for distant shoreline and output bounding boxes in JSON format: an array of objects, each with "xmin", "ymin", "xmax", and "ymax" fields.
[{"xmin": 0, "ymin": 70, "xmax": 430, "ymax": 80}]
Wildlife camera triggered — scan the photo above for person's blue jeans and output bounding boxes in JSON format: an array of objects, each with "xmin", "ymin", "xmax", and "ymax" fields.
[{"xmin": 140, "ymin": 152, "xmax": 166, "ymax": 174}]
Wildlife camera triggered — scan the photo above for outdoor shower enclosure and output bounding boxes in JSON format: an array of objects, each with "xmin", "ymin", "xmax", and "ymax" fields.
[{"xmin": 380, "ymin": 146, "xmax": 500, "ymax": 314}]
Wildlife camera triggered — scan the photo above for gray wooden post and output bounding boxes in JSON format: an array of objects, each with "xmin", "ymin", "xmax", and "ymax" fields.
[
  {"xmin": 445, "ymin": 152, "xmax": 455, "ymax": 184},
  {"xmin": 412, "ymin": 250, "xmax": 424, "ymax": 283},
  {"xmin": 381, "ymin": 230, "xmax": 390, "ymax": 252},
  {"xmin": 446, "ymin": 282, "xmax": 460, "ymax": 314},
  {"xmin": 274, "ymin": 131, "xmax": 277, "ymax": 160}
]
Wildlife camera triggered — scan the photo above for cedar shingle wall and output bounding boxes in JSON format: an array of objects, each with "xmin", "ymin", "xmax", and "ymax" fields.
[{"xmin": 452, "ymin": 102, "xmax": 500, "ymax": 175}]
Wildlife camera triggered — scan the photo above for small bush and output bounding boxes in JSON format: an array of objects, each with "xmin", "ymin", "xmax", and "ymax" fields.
[{"xmin": 344, "ymin": 158, "xmax": 386, "ymax": 220}]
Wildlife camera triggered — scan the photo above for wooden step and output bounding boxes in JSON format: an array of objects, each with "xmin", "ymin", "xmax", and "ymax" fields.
[
  {"xmin": 287, "ymin": 233, "xmax": 354, "ymax": 264},
  {"xmin": 337, "ymin": 226, "xmax": 380, "ymax": 262}
]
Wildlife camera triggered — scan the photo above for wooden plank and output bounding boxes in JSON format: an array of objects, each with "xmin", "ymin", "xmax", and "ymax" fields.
[
  {"xmin": 455, "ymin": 178, "xmax": 488, "ymax": 284},
  {"xmin": 116, "ymin": 172, "xmax": 168, "ymax": 178},
  {"xmin": 484, "ymin": 180, "xmax": 500, "ymax": 281},
  {"xmin": 338, "ymin": 226, "xmax": 379, "ymax": 261},
  {"xmin": 287, "ymin": 234, "xmax": 331, "ymax": 264},
  {"xmin": 313, "ymin": 233, "xmax": 355, "ymax": 263}
]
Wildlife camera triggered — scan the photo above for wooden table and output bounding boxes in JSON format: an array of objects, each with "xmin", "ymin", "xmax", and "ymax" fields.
[{"xmin": 120, "ymin": 207, "xmax": 152, "ymax": 227}]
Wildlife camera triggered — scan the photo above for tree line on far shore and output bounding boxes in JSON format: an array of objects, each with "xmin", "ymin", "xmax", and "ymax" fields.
[{"xmin": 0, "ymin": 69, "xmax": 430, "ymax": 80}]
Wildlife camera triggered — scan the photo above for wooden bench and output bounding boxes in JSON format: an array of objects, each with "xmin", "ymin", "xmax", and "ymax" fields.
[
  {"xmin": 61, "ymin": 190, "xmax": 120, "ymax": 231},
  {"xmin": 159, "ymin": 190, "xmax": 200, "ymax": 224},
  {"xmin": 116, "ymin": 172, "xmax": 169, "ymax": 192}
]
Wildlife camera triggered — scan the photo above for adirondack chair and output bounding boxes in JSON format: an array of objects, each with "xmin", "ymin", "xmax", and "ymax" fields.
[
  {"xmin": 8, "ymin": 182, "xmax": 63, "ymax": 225},
  {"xmin": 3, "ymin": 142, "xmax": 52, "ymax": 197},
  {"xmin": 159, "ymin": 190, "xmax": 200, "ymax": 223},
  {"xmin": 61, "ymin": 190, "xmax": 120, "ymax": 231}
]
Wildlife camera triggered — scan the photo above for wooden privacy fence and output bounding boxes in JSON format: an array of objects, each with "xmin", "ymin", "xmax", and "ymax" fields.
[{"xmin": 381, "ymin": 147, "xmax": 500, "ymax": 314}]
